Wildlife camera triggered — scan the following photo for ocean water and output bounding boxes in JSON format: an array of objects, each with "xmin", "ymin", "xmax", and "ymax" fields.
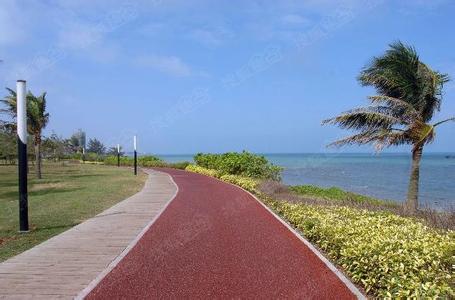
[{"xmin": 157, "ymin": 153, "xmax": 455, "ymax": 209}]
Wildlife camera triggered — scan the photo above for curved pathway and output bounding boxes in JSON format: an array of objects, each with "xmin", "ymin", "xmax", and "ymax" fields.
[
  {"xmin": 86, "ymin": 168, "xmax": 361, "ymax": 299},
  {"xmin": 0, "ymin": 170, "xmax": 176, "ymax": 299}
]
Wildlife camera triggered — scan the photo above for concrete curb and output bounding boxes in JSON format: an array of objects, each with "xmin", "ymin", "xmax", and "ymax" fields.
[
  {"xmin": 76, "ymin": 170, "xmax": 179, "ymax": 299},
  {"xmin": 187, "ymin": 170, "xmax": 367, "ymax": 300},
  {"xmin": 244, "ymin": 190, "xmax": 366, "ymax": 300}
]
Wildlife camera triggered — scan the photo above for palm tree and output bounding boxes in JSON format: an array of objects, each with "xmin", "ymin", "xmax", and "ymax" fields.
[
  {"xmin": 1, "ymin": 88, "xmax": 50, "ymax": 179},
  {"xmin": 323, "ymin": 41, "xmax": 454, "ymax": 213}
]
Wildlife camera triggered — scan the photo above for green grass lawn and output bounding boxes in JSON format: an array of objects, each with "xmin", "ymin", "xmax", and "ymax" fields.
[
  {"xmin": 0, "ymin": 162, "xmax": 147, "ymax": 262},
  {"xmin": 289, "ymin": 184, "xmax": 398, "ymax": 207}
]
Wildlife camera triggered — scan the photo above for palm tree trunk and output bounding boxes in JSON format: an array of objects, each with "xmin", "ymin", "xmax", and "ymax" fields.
[
  {"xmin": 405, "ymin": 144, "xmax": 423, "ymax": 213},
  {"xmin": 34, "ymin": 135, "xmax": 42, "ymax": 179}
]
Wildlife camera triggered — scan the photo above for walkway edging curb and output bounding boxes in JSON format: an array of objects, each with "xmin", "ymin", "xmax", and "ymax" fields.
[
  {"xmin": 246, "ymin": 190, "xmax": 366, "ymax": 300},
  {"xmin": 202, "ymin": 172, "xmax": 367, "ymax": 300},
  {"xmin": 75, "ymin": 170, "xmax": 179, "ymax": 300}
]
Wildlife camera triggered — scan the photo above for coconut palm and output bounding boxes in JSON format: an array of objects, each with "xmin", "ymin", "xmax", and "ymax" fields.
[
  {"xmin": 323, "ymin": 41, "xmax": 454, "ymax": 213},
  {"xmin": 1, "ymin": 88, "xmax": 50, "ymax": 179}
]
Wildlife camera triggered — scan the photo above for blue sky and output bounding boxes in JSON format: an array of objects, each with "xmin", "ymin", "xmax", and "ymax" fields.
[{"xmin": 1, "ymin": 0, "xmax": 454, "ymax": 154}]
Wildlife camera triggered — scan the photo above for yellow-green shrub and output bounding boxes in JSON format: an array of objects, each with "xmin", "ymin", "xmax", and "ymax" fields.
[
  {"xmin": 265, "ymin": 199, "xmax": 454, "ymax": 298},
  {"xmin": 185, "ymin": 165, "xmax": 260, "ymax": 194},
  {"xmin": 185, "ymin": 164, "xmax": 220, "ymax": 178},
  {"xmin": 219, "ymin": 174, "xmax": 259, "ymax": 194}
]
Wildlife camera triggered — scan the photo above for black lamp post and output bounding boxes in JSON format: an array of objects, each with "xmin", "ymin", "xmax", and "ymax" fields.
[
  {"xmin": 17, "ymin": 80, "xmax": 29, "ymax": 232},
  {"xmin": 134, "ymin": 135, "xmax": 137, "ymax": 175}
]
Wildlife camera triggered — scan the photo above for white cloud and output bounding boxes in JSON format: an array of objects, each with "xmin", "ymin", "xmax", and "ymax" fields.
[
  {"xmin": 281, "ymin": 14, "xmax": 310, "ymax": 26},
  {"xmin": 133, "ymin": 54, "xmax": 192, "ymax": 77},
  {"xmin": 188, "ymin": 26, "xmax": 234, "ymax": 47}
]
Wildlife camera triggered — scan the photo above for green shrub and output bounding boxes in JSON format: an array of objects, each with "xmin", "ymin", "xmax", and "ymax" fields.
[
  {"xmin": 290, "ymin": 185, "xmax": 396, "ymax": 206},
  {"xmin": 265, "ymin": 199, "xmax": 454, "ymax": 298},
  {"xmin": 194, "ymin": 151, "xmax": 281, "ymax": 180},
  {"xmin": 83, "ymin": 152, "xmax": 104, "ymax": 162},
  {"xmin": 184, "ymin": 165, "xmax": 260, "ymax": 194},
  {"xmin": 185, "ymin": 164, "xmax": 221, "ymax": 178},
  {"xmin": 167, "ymin": 161, "xmax": 191, "ymax": 169},
  {"xmin": 104, "ymin": 155, "xmax": 191, "ymax": 170},
  {"xmin": 104, "ymin": 155, "xmax": 163, "ymax": 167},
  {"xmin": 138, "ymin": 156, "xmax": 164, "ymax": 166},
  {"xmin": 219, "ymin": 174, "xmax": 259, "ymax": 194},
  {"xmin": 80, "ymin": 160, "xmax": 104, "ymax": 165},
  {"xmin": 183, "ymin": 161, "xmax": 454, "ymax": 298}
]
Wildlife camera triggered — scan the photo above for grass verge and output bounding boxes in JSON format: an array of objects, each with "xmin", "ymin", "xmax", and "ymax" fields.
[
  {"xmin": 0, "ymin": 162, "xmax": 147, "ymax": 262},
  {"xmin": 289, "ymin": 185, "xmax": 397, "ymax": 207}
]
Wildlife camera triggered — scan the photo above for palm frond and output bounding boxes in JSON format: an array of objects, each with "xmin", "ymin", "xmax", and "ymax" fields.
[
  {"xmin": 433, "ymin": 117, "xmax": 455, "ymax": 127},
  {"xmin": 322, "ymin": 106, "xmax": 404, "ymax": 131},
  {"xmin": 373, "ymin": 130, "xmax": 411, "ymax": 151},
  {"xmin": 1, "ymin": 88, "xmax": 50, "ymax": 136},
  {"xmin": 358, "ymin": 41, "xmax": 420, "ymax": 100},
  {"xmin": 357, "ymin": 40, "xmax": 450, "ymax": 123},
  {"xmin": 328, "ymin": 128, "xmax": 410, "ymax": 149},
  {"xmin": 368, "ymin": 95, "xmax": 418, "ymax": 114},
  {"xmin": 327, "ymin": 131, "xmax": 381, "ymax": 147}
]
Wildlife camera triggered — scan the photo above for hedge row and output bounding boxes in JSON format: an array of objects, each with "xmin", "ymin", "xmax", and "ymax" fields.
[
  {"xmin": 193, "ymin": 151, "xmax": 281, "ymax": 180},
  {"xmin": 185, "ymin": 164, "xmax": 259, "ymax": 194},
  {"xmin": 290, "ymin": 185, "xmax": 398, "ymax": 207},
  {"xmin": 183, "ymin": 164, "xmax": 454, "ymax": 298},
  {"xmin": 104, "ymin": 155, "xmax": 190, "ymax": 169},
  {"xmin": 265, "ymin": 199, "xmax": 454, "ymax": 298}
]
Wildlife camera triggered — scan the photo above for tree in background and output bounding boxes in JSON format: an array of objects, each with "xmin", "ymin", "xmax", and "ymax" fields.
[
  {"xmin": 107, "ymin": 146, "xmax": 124, "ymax": 156},
  {"xmin": 42, "ymin": 133, "xmax": 66, "ymax": 161},
  {"xmin": 68, "ymin": 129, "xmax": 86, "ymax": 153},
  {"xmin": 0, "ymin": 121, "xmax": 16, "ymax": 164},
  {"xmin": 87, "ymin": 138, "xmax": 106, "ymax": 155},
  {"xmin": 323, "ymin": 41, "xmax": 454, "ymax": 213},
  {"xmin": 1, "ymin": 88, "xmax": 50, "ymax": 178}
]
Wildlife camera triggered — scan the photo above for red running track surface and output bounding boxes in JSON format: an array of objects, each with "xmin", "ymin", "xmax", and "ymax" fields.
[{"xmin": 87, "ymin": 168, "xmax": 357, "ymax": 299}]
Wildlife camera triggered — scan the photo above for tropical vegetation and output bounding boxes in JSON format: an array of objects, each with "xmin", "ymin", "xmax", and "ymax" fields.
[
  {"xmin": 323, "ymin": 41, "xmax": 454, "ymax": 213},
  {"xmin": 104, "ymin": 155, "xmax": 190, "ymax": 169},
  {"xmin": 185, "ymin": 164, "xmax": 221, "ymax": 178},
  {"xmin": 1, "ymin": 88, "xmax": 49, "ymax": 178},
  {"xmin": 266, "ymin": 200, "xmax": 454, "ymax": 298},
  {"xmin": 87, "ymin": 138, "xmax": 106, "ymax": 155},
  {"xmin": 194, "ymin": 151, "xmax": 281, "ymax": 180},
  {"xmin": 290, "ymin": 185, "xmax": 395, "ymax": 206},
  {"xmin": 184, "ymin": 154, "xmax": 454, "ymax": 298}
]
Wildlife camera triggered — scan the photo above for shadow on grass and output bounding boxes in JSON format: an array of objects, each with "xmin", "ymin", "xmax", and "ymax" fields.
[
  {"xmin": 65, "ymin": 174, "xmax": 107, "ymax": 179},
  {"xmin": 0, "ymin": 187, "xmax": 84, "ymax": 199},
  {"xmin": 0, "ymin": 180, "xmax": 17, "ymax": 188},
  {"xmin": 30, "ymin": 187, "xmax": 84, "ymax": 197},
  {"xmin": 33, "ymin": 223, "xmax": 79, "ymax": 232}
]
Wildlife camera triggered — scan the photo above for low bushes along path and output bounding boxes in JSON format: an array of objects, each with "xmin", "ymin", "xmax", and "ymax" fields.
[{"xmin": 86, "ymin": 168, "xmax": 362, "ymax": 299}]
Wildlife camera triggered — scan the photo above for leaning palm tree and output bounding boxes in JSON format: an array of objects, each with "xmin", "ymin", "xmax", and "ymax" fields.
[
  {"xmin": 1, "ymin": 88, "xmax": 50, "ymax": 179},
  {"xmin": 323, "ymin": 41, "xmax": 454, "ymax": 213}
]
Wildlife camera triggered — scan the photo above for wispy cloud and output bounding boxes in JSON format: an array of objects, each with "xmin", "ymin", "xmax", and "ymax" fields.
[
  {"xmin": 188, "ymin": 26, "xmax": 234, "ymax": 47},
  {"xmin": 281, "ymin": 14, "xmax": 311, "ymax": 26},
  {"xmin": 133, "ymin": 54, "xmax": 192, "ymax": 77}
]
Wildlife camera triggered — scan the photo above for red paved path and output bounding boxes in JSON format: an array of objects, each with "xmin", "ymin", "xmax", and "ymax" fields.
[{"xmin": 87, "ymin": 168, "xmax": 356, "ymax": 299}]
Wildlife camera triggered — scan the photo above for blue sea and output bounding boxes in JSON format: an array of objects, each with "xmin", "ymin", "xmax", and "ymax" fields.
[{"xmin": 156, "ymin": 153, "xmax": 455, "ymax": 209}]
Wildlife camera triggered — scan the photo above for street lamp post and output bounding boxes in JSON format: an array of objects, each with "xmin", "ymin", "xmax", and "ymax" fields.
[
  {"xmin": 134, "ymin": 136, "xmax": 137, "ymax": 175},
  {"xmin": 17, "ymin": 80, "xmax": 28, "ymax": 232},
  {"xmin": 117, "ymin": 144, "xmax": 120, "ymax": 167}
]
